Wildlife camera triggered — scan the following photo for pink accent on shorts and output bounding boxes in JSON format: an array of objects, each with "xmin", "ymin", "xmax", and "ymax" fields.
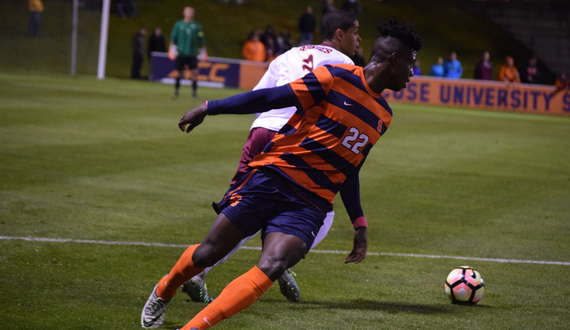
[{"xmin": 230, "ymin": 127, "xmax": 277, "ymax": 185}]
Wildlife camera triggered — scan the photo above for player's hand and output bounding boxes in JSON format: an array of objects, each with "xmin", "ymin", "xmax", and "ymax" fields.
[
  {"xmin": 198, "ymin": 47, "xmax": 208, "ymax": 61},
  {"xmin": 168, "ymin": 44, "xmax": 178, "ymax": 61},
  {"xmin": 345, "ymin": 227, "xmax": 367, "ymax": 264},
  {"xmin": 178, "ymin": 103, "xmax": 208, "ymax": 133}
]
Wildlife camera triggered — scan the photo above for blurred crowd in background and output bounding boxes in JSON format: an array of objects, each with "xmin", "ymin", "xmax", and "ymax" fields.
[
  {"xmin": 424, "ymin": 51, "xmax": 568, "ymax": 92},
  {"xmin": 240, "ymin": 1, "xmax": 365, "ymax": 66},
  {"xmin": 25, "ymin": 0, "xmax": 568, "ymax": 91},
  {"xmin": 234, "ymin": 0, "xmax": 567, "ymax": 91}
]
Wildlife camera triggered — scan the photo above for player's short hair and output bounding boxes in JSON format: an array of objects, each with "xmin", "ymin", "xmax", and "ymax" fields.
[
  {"xmin": 370, "ymin": 18, "xmax": 423, "ymax": 63},
  {"xmin": 320, "ymin": 10, "xmax": 357, "ymax": 41}
]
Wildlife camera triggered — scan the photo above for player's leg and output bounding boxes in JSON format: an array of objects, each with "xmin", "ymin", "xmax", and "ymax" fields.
[
  {"xmin": 28, "ymin": 12, "xmax": 36, "ymax": 36},
  {"xmin": 131, "ymin": 54, "xmax": 143, "ymax": 79},
  {"xmin": 276, "ymin": 210, "xmax": 334, "ymax": 302},
  {"xmin": 141, "ymin": 213, "xmax": 244, "ymax": 328},
  {"xmin": 231, "ymin": 126, "xmax": 303, "ymax": 302},
  {"xmin": 143, "ymin": 169, "xmax": 269, "ymax": 327},
  {"xmin": 182, "ymin": 232, "xmax": 258, "ymax": 303},
  {"xmin": 204, "ymin": 232, "xmax": 258, "ymax": 274},
  {"xmin": 190, "ymin": 68, "xmax": 198, "ymax": 97},
  {"xmin": 180, "ymin": 232, "xmax": 308, "ymax": 330},
  {"xmin": 173, "ymin": 57, "xmax": 185, "ymax": 99},
  {"xmin": 182, "ymin": 166, "xmax": 268, "ymax": 302},
  {"xmin": 189, "ymin": 57, "xmax": 199, "ymax": 97},
  {"xmin": 183, "ymin": 128, "xmax": 278, "ymax": 303},
  {"xmin": 179, "ymin": 172, "xmax": 325, "ymax": 329},
  {"xmin": 159, "ymin": 213, "xmax": 245, "ymax": 299},
  {"xmin": 185, "ymin": 201, "xmax": 320, "ymax": 305}
]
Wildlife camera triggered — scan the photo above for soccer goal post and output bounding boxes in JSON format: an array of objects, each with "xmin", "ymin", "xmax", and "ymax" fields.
[{"xmin": 97, "ymin": 0, "xmax": 111, "ymax": 80}]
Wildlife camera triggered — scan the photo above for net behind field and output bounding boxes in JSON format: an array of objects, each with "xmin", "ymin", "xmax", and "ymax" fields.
[{"xmin": 0, "ymin": 0, "xmax": 101, "ymax": 75}]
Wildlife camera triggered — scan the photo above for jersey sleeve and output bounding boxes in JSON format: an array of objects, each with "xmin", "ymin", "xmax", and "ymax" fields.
[
  {"xmin": 315, "ymin": 48, "xmax": 354, "ymax": 66},
  {"xmin": 197, "ymin": 23, "xmax": 206, "ymax": 47},
  {"xmin": 207, "ymin": 85, "xmax": 296, "ymax": 115},
  {"xmin": 339, "ymin": 163, "xmax": 364, "ymax": 222},
  {"xmin": 208, "ymin": 65, "xmax": 338, "ymax": 118}
]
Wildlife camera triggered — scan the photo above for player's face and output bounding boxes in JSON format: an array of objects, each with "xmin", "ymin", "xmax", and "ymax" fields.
[
  {"xmin": 183, "ymin": 7, "xmax": 194, "ymax": 20},
  {"xmin": 339, "ymin": 21, "xmax": 361, "ymax": 57},
  {"xmin": 391, "ymin": 50, "xmax": 417, "ymax": 91}
]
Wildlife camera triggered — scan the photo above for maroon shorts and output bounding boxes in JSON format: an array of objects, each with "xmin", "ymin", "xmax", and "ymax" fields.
[{"xmin": 230, "ymin": 127, "xmax": 276, "ymax": 184}]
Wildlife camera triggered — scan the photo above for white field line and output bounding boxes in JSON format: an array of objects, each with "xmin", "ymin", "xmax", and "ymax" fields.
[{"xmin": 1, "ymin": 235, "xmax": 569, "ymax": 266}]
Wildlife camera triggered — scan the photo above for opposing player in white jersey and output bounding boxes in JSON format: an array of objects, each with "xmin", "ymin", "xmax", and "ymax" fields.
[{"xmin": 180, "ymin": 10, "xmax": 367, "ymax": 305}]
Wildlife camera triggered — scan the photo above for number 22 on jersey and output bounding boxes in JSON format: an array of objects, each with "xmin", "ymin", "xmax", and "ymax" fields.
[{"xmin": 341, "ymin": 127, "xmax": 369, "ymax": 155}]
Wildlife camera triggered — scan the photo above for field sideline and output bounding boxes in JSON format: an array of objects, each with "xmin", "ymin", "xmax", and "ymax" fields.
[
  {"xmin": 2, "ymin": 235, "xmax": 569, "ymax": 266},
  {"xmin": 1, "ymin": 73, "xmax": 569, "ymax": 329}
]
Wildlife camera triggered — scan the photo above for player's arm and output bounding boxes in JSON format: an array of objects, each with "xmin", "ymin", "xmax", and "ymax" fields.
[
  {"xmin": 169, "ymin": 24, "xmax": 179, "ymax": 60},
  {"xmin": 178, "ymin": 66, "xmax": 334, "ymax": 133},
  {"xmin": 178, "ymin": 85, "xmax": 299, "ymax": 133},
  {"xmin": 341, "ymin": 166, "xmax": 368, "ymax": 264},
  {"xmin": 197, "ymin": 25, "xmax": 207, "ymax": 60},
  {"xmin": 197, "ymin": 25, "xmax": 206, "ymax": 48}
]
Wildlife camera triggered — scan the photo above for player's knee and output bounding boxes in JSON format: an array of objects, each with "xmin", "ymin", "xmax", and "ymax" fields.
[
  {"xmin": 257, "ymin": 258, "xmax": 290, "ymax": 281},
  {"xmin": 192, "ymin": 244, "xmax": 224, "ymax": 268}
]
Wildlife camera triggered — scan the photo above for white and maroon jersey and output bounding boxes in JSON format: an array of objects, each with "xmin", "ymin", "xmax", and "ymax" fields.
[{"xmin": 250, "ymin": 44, "xmax": 354, "ymax": 132}]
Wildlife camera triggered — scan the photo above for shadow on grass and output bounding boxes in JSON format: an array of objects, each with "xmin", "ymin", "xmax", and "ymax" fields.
[
  {"xmin": 263, "ymin": 298, "xmax": 457, "ymax": 314},
  {"xmin": 159, "ymin": 299, "xmax": 492, "ymax": 329}
]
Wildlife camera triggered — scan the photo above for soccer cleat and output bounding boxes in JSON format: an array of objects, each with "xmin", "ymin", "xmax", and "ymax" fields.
[
  {"xmin": 277, "ymin": 268, "xmax": 300, "ymax": 302},
  {"xmin": 181, "ymin": 275, "xmax": 214, "ymax": 303},
  {"xmin": 141, "ymin": 284, "xmax": 170, "ymax": 328}
]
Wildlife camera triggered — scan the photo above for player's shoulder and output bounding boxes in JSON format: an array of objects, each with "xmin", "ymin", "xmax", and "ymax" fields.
[
  {"xmin": 295, "ymin": 44, "xmax": 350, "ymax": 55},
  {"xmin": 329, "ymin": 63, "xmax": 358, "ymax": 69},
  {"xmin": 318, "ymin": 63, "xmax": 360, "ymax": 75},
  {"xmin": 296, "ymin": 44, "xmax": 336, "ymax": 54},
  {"xmin": 309, "ymin": 46, "xmax": 354, "ymax": 65},
  {"xmin": 173, "ymin": 19, "xmax": 186, "ymax": 28},
  {"xmin": 312, "ymin": 64, "xmax": 365, "ymax": 88}
]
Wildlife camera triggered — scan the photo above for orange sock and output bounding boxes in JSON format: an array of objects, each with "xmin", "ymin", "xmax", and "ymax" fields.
[
  {"xmin": 156, "ymin": 244, "xmax": 205, "ymax": 301},
  {"xmin": 180, "ymin": 266, "xmax": 273, "ymax": 330}
]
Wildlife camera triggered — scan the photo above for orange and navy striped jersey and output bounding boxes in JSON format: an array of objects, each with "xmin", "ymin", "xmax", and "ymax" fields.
[{"xmin": 248, "ymin": 64, "xmax": 393, "ymax": 204}]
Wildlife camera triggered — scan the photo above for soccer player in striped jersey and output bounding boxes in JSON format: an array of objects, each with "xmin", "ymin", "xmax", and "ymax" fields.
[
  {"xmin": 142, "ymin": 19, "xmax": 422, "ymax": 330},
  {"xmin": 181, "ymin": 10, "xmax": 361, "ymax": 305}
]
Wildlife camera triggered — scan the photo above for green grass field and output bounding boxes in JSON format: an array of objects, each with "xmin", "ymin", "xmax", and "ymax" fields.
[{"xmin": 1, "ymin": 73, "xmax": 569, "ymax": 329}]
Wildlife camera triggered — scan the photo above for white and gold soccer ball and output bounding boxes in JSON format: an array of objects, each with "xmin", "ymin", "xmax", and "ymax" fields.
[{"xmin": 444, "ymin": 266, "xmax": 485, "ymax": 305}]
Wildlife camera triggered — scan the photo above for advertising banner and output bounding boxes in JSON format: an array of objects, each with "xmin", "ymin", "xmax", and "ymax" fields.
[
  {"xmin": 382, "ymin": 76, "xmax": 570, "ymax": 116},
  {"xmin": 150, "ymin": 53, "xmax": 569, "ymax": 116},
  {"xmin": 149, "ymin": 52, "xmax": 267, "ymax": 90}
]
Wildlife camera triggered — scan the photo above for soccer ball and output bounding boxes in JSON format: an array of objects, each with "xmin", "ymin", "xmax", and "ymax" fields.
[{"xmin": 444, "ymin": 266, "xmax": 485, "ymax": 305}]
